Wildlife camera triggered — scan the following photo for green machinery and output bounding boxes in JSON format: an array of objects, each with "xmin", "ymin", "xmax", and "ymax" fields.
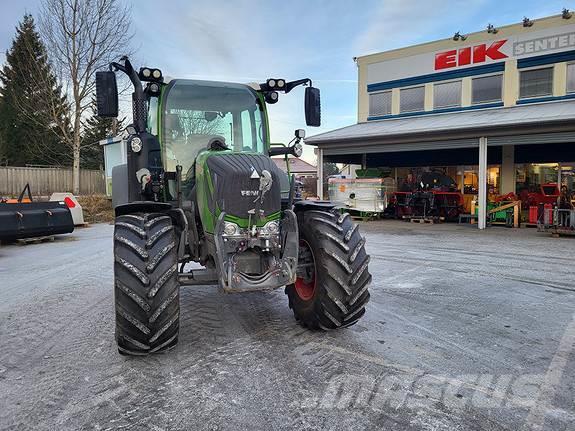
[{"xmin": 95, "ymin": 57, "xmax": 371, "ymax": 355}]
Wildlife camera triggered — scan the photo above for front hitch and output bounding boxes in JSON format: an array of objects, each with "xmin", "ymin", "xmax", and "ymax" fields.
[{"xmin": 213, "ymin": 211, "xmax": 298, "ymax": 292}]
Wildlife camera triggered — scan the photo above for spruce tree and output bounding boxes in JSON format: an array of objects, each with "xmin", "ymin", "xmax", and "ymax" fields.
[{"xmin": 0, "ymin": 14, "xmax": 70, "ymax": 167}]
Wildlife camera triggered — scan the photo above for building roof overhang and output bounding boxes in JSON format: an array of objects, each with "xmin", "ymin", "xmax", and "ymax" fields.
[{"xmin": 306, "ymin": 100, "xmax": 575, "ymax": 150}]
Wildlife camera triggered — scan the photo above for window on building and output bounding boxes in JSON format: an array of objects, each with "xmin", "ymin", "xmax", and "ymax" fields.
[
  {"xmin": 369, "ymin": 91, "xmax": 392, "ymax": 117},
  {"xmin": 472, "ymin": 74, "xmax": 503, "ymax": 104},
  {"xmin": 434, "ymin": 80, "xmax": 461, "ymax": 109},
  {"xmin": 519, "ymin": 67, "xmax": 553, "ymax": 99},
  {"xmin": 400, "ymin": 86, "xmax": 425, "ymax": 113},
  {"xmin": 567, "ymin": 63, "xmax": 575, "ymax": 93}
]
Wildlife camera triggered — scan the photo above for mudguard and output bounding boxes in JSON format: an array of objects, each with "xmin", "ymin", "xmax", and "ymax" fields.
[{"xmin": 293, "ymin": 200, "xmax": 337, "ymax": 212}]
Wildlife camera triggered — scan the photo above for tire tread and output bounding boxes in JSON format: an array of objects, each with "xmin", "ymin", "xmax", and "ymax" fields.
[
  {"xmin": 286, "ymin": 209, "xmax": 371, "ymax": 330},
  {"xmin": 114, "ymin": 212, "xmax": 179, "ymax": 355}
]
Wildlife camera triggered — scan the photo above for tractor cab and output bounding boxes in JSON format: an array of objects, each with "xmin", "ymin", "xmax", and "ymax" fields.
[{"xmin": 155, "ymin": 80, "xmax": 268, "ymax": 181}]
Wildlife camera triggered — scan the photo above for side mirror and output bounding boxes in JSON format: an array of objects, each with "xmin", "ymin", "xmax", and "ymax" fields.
[
  {"xmin": 96, "ymin": 71, "xmax": 118, "ymax": 118},
  {"xmin": 304, "ymin": 87, "xmax": 321, "ymax": 127}
]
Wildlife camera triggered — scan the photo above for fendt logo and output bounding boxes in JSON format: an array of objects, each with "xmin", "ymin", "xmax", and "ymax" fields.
[{"xmin": 434, "ymin": 40, "xmax": 508, "ymax": 70}]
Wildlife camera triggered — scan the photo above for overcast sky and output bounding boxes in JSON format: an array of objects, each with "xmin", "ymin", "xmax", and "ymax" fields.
[{"xmin": 0, "ymin": 0, "xmax": 572, "ymax": 162}]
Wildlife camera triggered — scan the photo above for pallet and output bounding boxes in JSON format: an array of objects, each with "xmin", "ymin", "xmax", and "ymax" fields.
[
  {"xmin": 345, "ymin": 209, "xmax": 381, "ymax": 222},
  {"xmin": 17, "ymin": 235, "xmax": 55, "ymax": 245},
  {"xmin": 550, "ymin": 229, "xmax": 575, "ymax": 237},
  {"xmin": 351, "ymin": 215, "xmax": 376, "ymax": 222},
  {"xmin": 458, "ymin": 214, "xmax": 477, "ymax": 224},
  {"xmin": 409, "ymin": 217, "xmax": 438, "ymax": 224},
  {"xmin": 522, "ymin": 223, "xmax": 539, "ymax": 228}
]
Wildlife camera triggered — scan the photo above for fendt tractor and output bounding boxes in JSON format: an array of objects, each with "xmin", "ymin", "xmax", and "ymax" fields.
[{"xmin": 96, "ymin": 57, "xmax": 371, "ymax": 355}]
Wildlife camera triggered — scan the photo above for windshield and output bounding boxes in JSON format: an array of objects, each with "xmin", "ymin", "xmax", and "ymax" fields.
[{"xmin": 162, "ymin": 80, "xmax": 266, "ymax": 177}]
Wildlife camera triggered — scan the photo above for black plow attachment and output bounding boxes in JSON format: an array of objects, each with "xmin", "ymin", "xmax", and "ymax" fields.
[{"xmin": 0, "ymin": 184, "xmax": 74, "ymax": 241}]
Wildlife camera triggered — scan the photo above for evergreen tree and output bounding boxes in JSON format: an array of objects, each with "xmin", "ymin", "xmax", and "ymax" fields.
[
  {"xmin": 81, "ymin": 101, "xmax": 124, "ymax": 169},
  {"xmin": 0, "ymin": 14, "xmax": 70, "ymax": 166}
]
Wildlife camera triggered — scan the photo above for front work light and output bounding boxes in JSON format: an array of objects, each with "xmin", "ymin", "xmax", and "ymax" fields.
[
  {"xmin": 146, "ymin": 82, "xmax": 161, "ymax": 96},
  {"xmin": 292, "ymin": 142, "xmax": 303, "ymax": 157},
  {"xmin": 265, "ymin": 78, "xmax": 287, "ymax": 91},
  {"xmin": 223, "ymin": 222, "xmax": 241, "ymax": 236},
  {"xmin": 130, "ymin": 136, "xmax": 142, "ymax": 153},
  {"xmin": 265, "ymin": 91, "xmax": 279, "ymax": 104},
  {"xmin": 139, "ymin": 67, "xmax": 163, "ymax": 82}
]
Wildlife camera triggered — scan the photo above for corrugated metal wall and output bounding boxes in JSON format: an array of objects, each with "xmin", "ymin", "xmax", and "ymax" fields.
[{"xmin": 0, "ymin": 166, "xmax": 105, "ymax": 196}]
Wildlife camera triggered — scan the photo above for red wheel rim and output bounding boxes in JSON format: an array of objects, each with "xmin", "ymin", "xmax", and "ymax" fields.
[{"xmin": 295, "ymin": 239, "xmax": 316, "ymax": 301}]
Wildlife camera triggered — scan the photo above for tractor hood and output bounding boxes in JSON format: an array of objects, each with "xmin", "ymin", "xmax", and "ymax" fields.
[{"xmin": 204, "ymin": 153, "xmax": 283, "ymax": 222}]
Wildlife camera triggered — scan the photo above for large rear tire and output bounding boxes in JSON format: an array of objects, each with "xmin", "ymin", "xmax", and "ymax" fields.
[
  {"xmin": 114, "ymin": 212, "xmax": 180, "ymax": 355},
  {"xmin": 285, "ymin": 210, "xmax": 371, "ymax": 329}
]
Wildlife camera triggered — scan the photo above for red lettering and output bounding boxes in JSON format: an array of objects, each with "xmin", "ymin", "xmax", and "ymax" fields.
[
  {"xmin": 435, "ymin": 50, "xmax": 457, "ymax": 70},
  {"xmin": 434, "ymin": 40, "xmax": 508, "ymax": 70},
  {"xmin": 473, "ymin": 40, "xmax": 508, "ymax": 63},
  {"xmin": 458, "ymin": 47, "xmax": 472, "ymax": 66}
]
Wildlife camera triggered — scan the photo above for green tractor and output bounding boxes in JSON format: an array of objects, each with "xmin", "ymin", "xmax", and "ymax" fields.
[{"xmin": 96, "ymin": 57, "xmax": 371, "ymax": 355}]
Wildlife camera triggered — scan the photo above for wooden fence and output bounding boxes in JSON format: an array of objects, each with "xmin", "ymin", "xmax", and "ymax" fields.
[{"xmin": 0, "ymin": 166, "xmax": 106, "ymax": 196}]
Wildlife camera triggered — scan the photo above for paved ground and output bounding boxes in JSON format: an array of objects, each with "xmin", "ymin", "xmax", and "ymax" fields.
[{"xmin": 0, "ymin": 220, "xmax": 574, "ymax": 430}]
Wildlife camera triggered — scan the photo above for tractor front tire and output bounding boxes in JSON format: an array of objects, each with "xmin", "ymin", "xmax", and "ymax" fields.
[
  {"xmin": 286, "ymin": 210, "xmax": 371, "ymax": 329},
  {"xmin": 114, "ymin": 212, "xmax": 180, "ymax": 355}
]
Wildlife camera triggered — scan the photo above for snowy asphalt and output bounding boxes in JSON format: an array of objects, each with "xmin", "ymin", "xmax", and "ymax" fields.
[{"xmin": 0, "ymin": 220, "xmax": 574, "ymax": 430}]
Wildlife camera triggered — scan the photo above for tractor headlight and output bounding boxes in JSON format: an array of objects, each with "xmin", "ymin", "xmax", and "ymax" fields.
[
  {"xmin": 261, "ymin": 221, "xmax": 280, "ymax": 236},
  {"xmin": 130, "ymin": 137, "xmax": 142, "ymax": 153},
  {"xmin": 266, "ymin": 221, "xmax": 279, "ymax": 234},
  {"xmin": 223, "ymin": 221, "xmax": 240, "ymax": 236}
]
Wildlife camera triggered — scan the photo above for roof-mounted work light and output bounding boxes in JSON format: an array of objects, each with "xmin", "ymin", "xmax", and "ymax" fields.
[
  {"xmin": 138, "ymin": 67, "xmax": 163, "ymax": 82},
  {"xmin": 262, "ymin": 78, "xmax": 287, "ymax": 92}
]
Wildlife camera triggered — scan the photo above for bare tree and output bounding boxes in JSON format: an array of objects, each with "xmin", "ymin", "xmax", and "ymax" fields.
[{"xmin": 39, "ymin": 0, "xmax": 132, "ymax": 194}]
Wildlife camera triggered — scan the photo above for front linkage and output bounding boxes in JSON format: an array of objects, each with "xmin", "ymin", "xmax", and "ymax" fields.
[{"xmin": 213, "ymin": 209, "xmax": 299, "ymax": 292}]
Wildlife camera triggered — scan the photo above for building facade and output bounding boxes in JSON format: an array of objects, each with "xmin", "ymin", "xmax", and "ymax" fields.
[
  {"xmin": 357, "ymin": 14, "xmax": 575, "ymax": 123},
  {"xmin": 308, "ymin": 13, "xmax": 575, "ymax": 228}
]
